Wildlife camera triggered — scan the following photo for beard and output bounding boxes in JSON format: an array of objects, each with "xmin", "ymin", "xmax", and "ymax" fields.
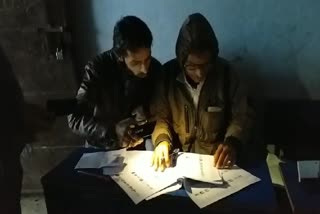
[{"xmin": 135, "ymin": 72, "xmax": 147, "ymax": 78}]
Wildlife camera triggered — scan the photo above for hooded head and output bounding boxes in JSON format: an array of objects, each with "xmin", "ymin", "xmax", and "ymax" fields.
[{"xmin": 175, "ymin": 13, "xmax": 219, "ymax": 85}]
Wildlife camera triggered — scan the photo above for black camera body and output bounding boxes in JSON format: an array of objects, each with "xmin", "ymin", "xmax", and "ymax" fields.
[{"xmin": 129, "ymin": 120, "xmax": 156, "ymax": 139}]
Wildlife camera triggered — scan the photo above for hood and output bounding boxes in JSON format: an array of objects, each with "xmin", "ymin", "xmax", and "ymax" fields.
[{"xmin": 175, "ymin": 13, "xmax": 219, "ymax": 68}]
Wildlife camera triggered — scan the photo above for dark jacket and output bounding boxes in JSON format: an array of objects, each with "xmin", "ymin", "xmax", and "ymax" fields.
[
  {"xmin": 151, "ymin": 14, "xmax": 254, "ymax": 155},
  {"xmin": 0, "ymin": 47, "xmax": 24, "ymax": 157},
  {"xmin": 68, "ymin": 50, "xmax": 161, "ymax": 148},
  {"xmin": 0, "ymin": 47, "xmax": 57, "ymax": 157}
]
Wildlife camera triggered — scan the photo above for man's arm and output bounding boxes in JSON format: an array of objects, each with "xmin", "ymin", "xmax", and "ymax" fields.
[
  {"xmin": 1, "ymin": 50, "xmax": 25, "ymax": 156},
  {"xmin": 150, "ymin": 71, "xmax": 174, "ymax": 171},
  {"xmin": 214, "ymin": 67, "xmax": 255, "ymax": 168},
  {"xmin": 151, "ymin": 71, "xmax": 173, "ymax": 148},
  {"xmin": 67, "ymin": 60, "xmax": 116, "ymax": 148},
  {"xmin": 224, "ymin": 71, "xmax": 255, "ymax": 145}
]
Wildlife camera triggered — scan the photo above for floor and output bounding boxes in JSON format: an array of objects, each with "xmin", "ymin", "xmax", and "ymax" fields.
[
  {"xmin": 20, "ymin": 147, "xmax": 291, "ymax": 214},
  {"xmin": 21, "ymin": 193, "xmax": 47, "ymax": 214},
  {"xmin": 21, "ymin": 189, "xmax": 292, "ymax": 214}
]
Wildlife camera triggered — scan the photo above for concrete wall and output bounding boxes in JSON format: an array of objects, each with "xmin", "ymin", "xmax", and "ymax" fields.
[{"xmin": 70, "ymin": 0, "xmax": 320, "ymax": 100}]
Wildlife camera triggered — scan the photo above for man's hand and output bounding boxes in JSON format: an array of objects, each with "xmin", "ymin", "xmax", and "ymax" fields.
[
  {"xmin": 120, "ymin": 127, "xmax": 144, "ymax": 148},
  {"xmin": 151, "ymin": 141, "xmax": 171, "ymax": 172},
  {"xmin": 214, "ymin": 143, "xmax": 236, "ymax": 169},
  {"xmin": 116, "ymin": 118, "xmax": 144, "ymax": 148}
]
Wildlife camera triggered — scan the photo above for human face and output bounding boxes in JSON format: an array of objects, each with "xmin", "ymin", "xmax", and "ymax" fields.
[
  {"xmin": 184, "ymin": 51, "xmax": 213, "ymax": 84},
  {"xmin": 124, "ymin": 48, "xmax": 151, "ymax": 78}
]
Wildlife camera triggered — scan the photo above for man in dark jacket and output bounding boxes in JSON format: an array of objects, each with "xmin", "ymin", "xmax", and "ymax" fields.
[
  {"xmin": 0, "ymin": 46, "xmax": 54, "ymax": 214},
  {"xmin": 151, "ymin": 13, "xmax": 254, "ymax": 171},
  {"xmin": 0, "ymin": 45, "xmax": 25, "ymax": 214},
  {"xmin": 68, "ymin": 16, "xmax": 161, "ymax": 149}
]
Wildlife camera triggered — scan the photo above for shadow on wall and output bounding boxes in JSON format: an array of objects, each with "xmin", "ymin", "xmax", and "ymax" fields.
[
  {"xmin": 229, "ymin": 50, "xmax": 310, "ymax": 148},
  {"xmin": 261, "ymin": 54, "xmax": 311, "ymax": 100},
  {"xmin": 65, "ymin": 0, "xmax": 98, "ymax": 85},
  {"xmin": 229, "ymin": 48, "xmax": 310, "ymax": 101}
]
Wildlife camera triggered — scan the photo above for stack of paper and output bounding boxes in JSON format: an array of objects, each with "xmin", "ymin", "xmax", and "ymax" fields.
[
  {"xmin": 75, "ymin": 148, "xmax": 126, "ymax": 175},
  {"xmin": 110, "ymin": 151, "xmax": 183, "ymax": 204},
  {"xmin": 75, "ymin": 149, "xmax": 260, "ymax": 208},
  {"xmin": 184, "ymin": 167, "xmax": 261, "ymax": 208},
  {"xmin": 110, "ymin": 150, "xmax": 261, "ymax": 208},
  {"xmin": 297, "ymin": 160, "xmax": 320, "ymax": 182}
]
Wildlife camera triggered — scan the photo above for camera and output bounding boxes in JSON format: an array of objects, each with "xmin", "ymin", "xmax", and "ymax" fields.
[{"xmin": 129, "ymin": 120, "xmax": 156, "ymax": 138}]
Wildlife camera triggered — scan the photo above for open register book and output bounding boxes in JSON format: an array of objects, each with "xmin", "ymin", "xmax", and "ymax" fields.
[{"xmin": 75, "ymin": 149, "xmax": 260, "ymax": 208}]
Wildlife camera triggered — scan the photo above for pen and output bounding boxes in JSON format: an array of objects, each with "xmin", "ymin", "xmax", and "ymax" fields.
[
  {"xmin": 218, "ymin": 169, "xmax": 225, "ymax": 183},
  {"xmin": 170, "ymin": 148, "xmax": 180, "ymax": 167}
]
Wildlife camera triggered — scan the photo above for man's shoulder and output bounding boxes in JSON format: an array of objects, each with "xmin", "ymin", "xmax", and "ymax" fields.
[
  {"xmin": 89, "ymin": 50, "xmax": 116, "ymax": 67},
  {"xmin": 85, "ymin": 50, "xmax": 117, "ymax": 75},
  {"xmin": 214, "ymin": 57, "xmax": 242, "ymax": 86},
  {"xmin": 162, "ymin": 58, "xmax": 180, "ymax": 77},
  {"xmin": 216, "ymin": 57, "xmax": 230, "ymax": 69},
  {"xmin": 150, "ymin": 57, "xmax": 161, "ymax": 67},
  {"xmin": 163, "ymin": 58, "xmax": 178, "ymax": 69},
  {"xmin": 215, "ymin": 57, "xmax": 237, "ymax": 77},
  {"xmin": 149, "ymin": 57, "xmax": 162, "ymax": 74}
]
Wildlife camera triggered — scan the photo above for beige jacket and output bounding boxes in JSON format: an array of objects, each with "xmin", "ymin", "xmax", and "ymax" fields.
[{"xmin": 151, "ymin": 58, "xmax": 254, "ymax": 155}]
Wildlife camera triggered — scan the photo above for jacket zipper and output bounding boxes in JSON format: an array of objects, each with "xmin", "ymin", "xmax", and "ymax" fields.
[{"xmin": 184, "ymin": 105, "xmax": 189, "ymax": 133}]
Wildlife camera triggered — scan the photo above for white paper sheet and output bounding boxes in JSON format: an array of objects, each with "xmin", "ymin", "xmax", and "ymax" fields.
[
  {"xmin": 75, "ymin": 152, "xmax": 105, "ymax": 169},
  {"xmin": 99, "ymin": 148, "xmax": 126, "ymax": 167},
  {"xmin": 102, "ymin": 165, "xmax": 125, "ymax": 175},
  {"xmin": 175, "ymin": 153, "xmax": 222, "ymax": 184},
  {"xmin": 145, "ymin": 180, "xmax": 183, "ymax": 200},
  {"xmin": 75, "ymin": 149, "xmax": 126, "ymax": 170},
  {"xmin": 107, "ymin": 150, "xmax": 261, "ymax": 208},
  {"xmin": 111, "ymin": 151, "xmax": 180, "ymax": 204},
  {"xmin": 111, "ymin": 172, "xmax": 156, "ymax": 204},
  {"xmin": 185, "ymin": 166, "xmax": 261, "ymax": 208},
  {"xmin": 266, "ymin": 153, "xmax": 284, "ymax": 186}
]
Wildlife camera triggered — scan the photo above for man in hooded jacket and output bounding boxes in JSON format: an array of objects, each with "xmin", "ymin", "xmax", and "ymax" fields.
[{"xmin": 151, "ymin": 13, "xmax": 255, "ymax": 171}]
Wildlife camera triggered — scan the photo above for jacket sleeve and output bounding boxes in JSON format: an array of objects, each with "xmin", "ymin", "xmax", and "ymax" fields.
[
  {"xmin": 224, "ymin": 69, "xmax": 255, "ymax": 147},
  {"xmin": 67, "ymin": 61, "xmax": 115, "ymax": 147},
  {"xmin": 0, "ymin": 53, "xmax": 25, "ymax": 156},
  {"xmin": 151, "ymin": 71, "xmax": 173, "ymax": 148}
]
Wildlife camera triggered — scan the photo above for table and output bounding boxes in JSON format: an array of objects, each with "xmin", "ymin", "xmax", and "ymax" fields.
[
  {"xmin": 280, "ymin": 162, "xmax": 320, "ymax": 214},
  {"xmin": 41, "ymin": 148, "xmax": 278, "ymax": 214}
]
